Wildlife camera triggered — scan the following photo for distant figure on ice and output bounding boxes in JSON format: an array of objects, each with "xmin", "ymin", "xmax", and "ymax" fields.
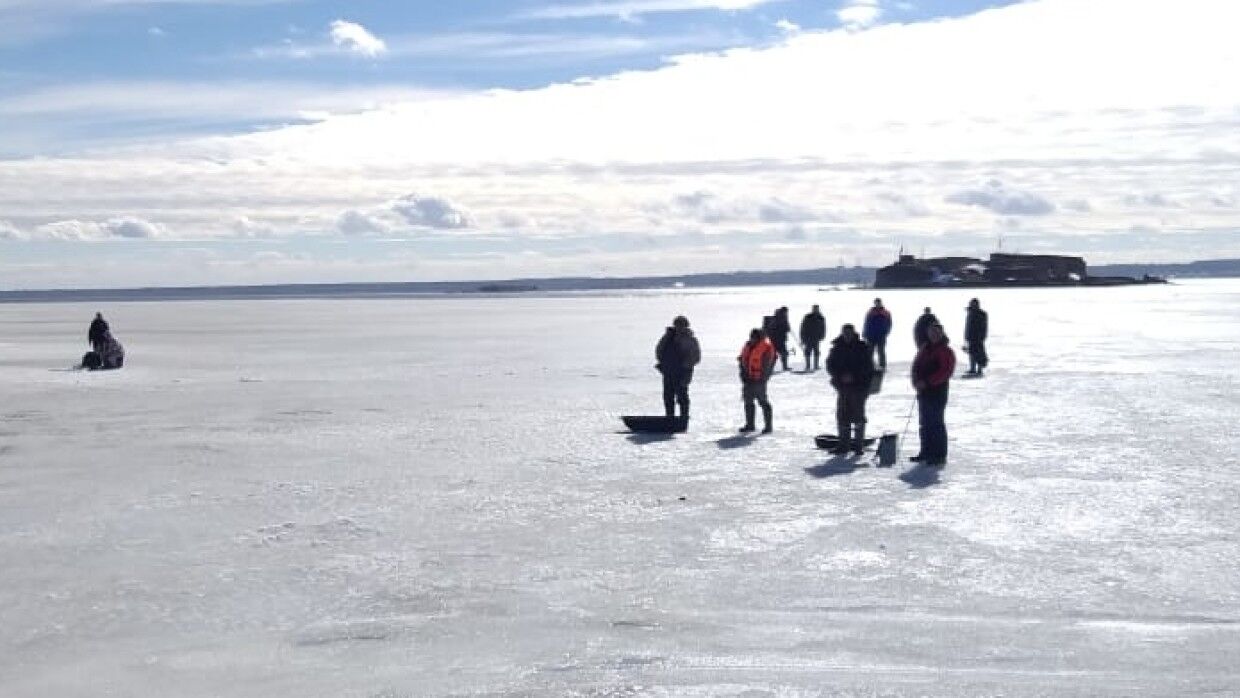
[
  {"xmin": 825, "ymin": 324, "xmax": 875, "ymax": 455},
  {"xmin": 913, "ymin": 307, "xmax": 938, "ymax": 349},
  {"xmin": 963, "ymin": 298, "xmax": 989, "ymax": 377},
  {"xmin": 863, "ymin": 298, "xmax": 892, "ymax": 371},
  {"xmin": 88, "ymin": 312, "xmax": 110, "ymax": 353},
  {"xmin": 799, "ymin": 304, "xmax": 826, "ymax": 371},
  {"xmin": 655, "ymin": 316, "xmax": 701, "ymax": 421},
  {"xmin": 764, "ymin": 306, "xmax": 793, "ymax": 372},
  {"xmin": 737, "ymin": 328, "xmax": 776, "ymax": 433},
  {"xmin": 910, "ymin": 323, "xmax": 955, "ymax": 466},
  {"xmin": 82, "ymin": 330, "xmax": 125, "ymax": 371}
]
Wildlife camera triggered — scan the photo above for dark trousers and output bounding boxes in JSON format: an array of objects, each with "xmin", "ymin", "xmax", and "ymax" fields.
[
  {"xmin": 968, "ymin": 341, "xmax": 988, "ymax": 373},
  {"xmin": 662, "ymin": 371, "xmax": 692, "ymax": 418},
  {"xmin": 871, "ymin": 338, "xmax": 887, "ymax": 370},
  {"xmin": 917, "ymin": 386, "xmax": 949, "ymax": 460},
  {"xmin": 835, "ymin": 387, "xmax": 868, "ymax": 442},
  {"xmin": 803, "ymin": 341, "xmax": 821, "ymax": 369},
  {"xmin": 772, "ymin": 338, "xmax": 789, "ymax": 370},
  {"xmin": 742, "ymin": 380, "xmax": 772, "ymax": 428}
]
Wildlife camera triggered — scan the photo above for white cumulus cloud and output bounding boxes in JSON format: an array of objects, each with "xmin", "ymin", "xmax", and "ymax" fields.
[
  {"xmin": 31, "ymin": 217, "xmax": 165, "ymax": 240},
  {"xmin": 945, "ymin": 180, "xmax": 1056, "ymax": 216},
  {"xmin": 391, "ymin": 194, "xmax": 473, "ymax": 230},
  {"xmin": 330, "ymin": 20, "xmax": 386, "ymax": 58},
  {"xmin": 837, "ymin": 0, "xmax": 882, "ymax": 30},
  {"xmin": 0, "ymin": 220, "xmax": 26, "ymax": 239}
]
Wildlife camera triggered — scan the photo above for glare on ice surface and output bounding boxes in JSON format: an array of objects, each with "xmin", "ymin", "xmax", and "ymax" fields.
[{"xmin": 1, "ymin": 280, "xmax": 1238, "ymax": 696}]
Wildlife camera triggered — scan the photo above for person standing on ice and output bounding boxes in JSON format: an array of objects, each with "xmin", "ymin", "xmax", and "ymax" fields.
[
  {"xmin": 912, "ymin": 307, "xmax": 938, "ymax": 349},
  {"xmin": 862, "ymin": 298, "xmax": 892, "ymax": 371},
  {"xmin": 799, "ymin": 305, "xmax": 826, "ymax": 371},
  {"xmin": 737, "ymin": 328, "xmax": 777, "ymax": 433},
  {"xmin": 767, "ymin": 307, "xmax": 793, "ymax": 372},
  {"xmin": 825, "ymin": 324, "xmax": 875, "ymax": 455},
  {"xmin": 910, "ymin": 322, "xmax": 956, "ymax": 466},
  {"xmin": 655, "ymin": 315, "xmax": 701, "ymax": 421},
  {"xmin": 963, "ymin": 298, "xmax": 989, "ymax": 377},
  {"xmin": 88, "ymin": 312, "xmax": 110, "ymax": 354}
]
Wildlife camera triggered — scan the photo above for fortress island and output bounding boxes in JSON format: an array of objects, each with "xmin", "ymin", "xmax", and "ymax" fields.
[{"xmin": 874, "ymin": 253, "xmax": 1168, "ymax": 289}]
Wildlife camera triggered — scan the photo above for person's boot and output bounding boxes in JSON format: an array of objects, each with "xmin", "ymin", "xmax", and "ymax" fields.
[
  {"xmin": 852, "ymin": 424, "xmax": 866, "ymax": 455},
  {"xmin": 760, "ymin": 404, "xmax": 773, "ymax": 434},
  {"xmin": 830, "ymin": 421, "xmax": 850, "ymax": 454},
  {"xmin": 739, "ymin": 404, "xmax": 756, "ymax": 433}
]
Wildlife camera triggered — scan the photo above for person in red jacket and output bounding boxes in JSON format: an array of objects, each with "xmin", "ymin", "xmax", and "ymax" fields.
[
  {"xmin": 910, "ymin": 322, "xmax": 956, "ymax": 466},
  {"xmin": 737, "ymin": 328, "xmax": 777, "ymax": 433}
]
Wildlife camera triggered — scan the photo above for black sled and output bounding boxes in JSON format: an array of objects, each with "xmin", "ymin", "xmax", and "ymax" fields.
[{"xmin": 622, "ymin": 415, "xmax": 688, "ymax": 433}]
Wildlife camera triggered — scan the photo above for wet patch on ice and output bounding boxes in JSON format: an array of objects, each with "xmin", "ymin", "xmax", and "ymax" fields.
[
  {"xmin": 292, "ymin": 617, "xmax": 417, "ymax": 646},
  {"xmin": 243, "ymin": 516, "xmax": 381, "ymax": 547}
]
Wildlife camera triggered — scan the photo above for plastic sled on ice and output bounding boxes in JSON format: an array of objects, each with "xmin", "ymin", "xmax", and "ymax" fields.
[{"xmin": 622, "ymin": 415, "xmax": 688, "ymax": 433}]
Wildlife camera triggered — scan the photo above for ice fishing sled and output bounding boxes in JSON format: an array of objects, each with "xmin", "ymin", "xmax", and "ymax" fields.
[
  {"xmin": 622, "ymin": 415, "xmax": 688, "ymax": 433},
  {"xmin": 814, "ymin": 434, "xmax": 877, "ymax": 451}
]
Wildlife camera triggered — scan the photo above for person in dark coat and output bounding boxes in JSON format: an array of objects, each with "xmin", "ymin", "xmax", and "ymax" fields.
[
  {"xmin": 767, "ymin": 307, "xmax": 793, "ymax": 372},
  {"xmin": 825, "ymin": 324, "xmax": 875, "ymax": 454},
  {"xmin": 910, "ymin": 322, "xmax": 956, "ymax": 466},
  {"xmin": 963, "ymin": 298, "xmax": 989, "ymax": 376},
  {"xmin": 655, "ymin": 315, "xmax": 701, "ymax": 420},
  {"xmin": 912, "ymin": 307, "xmax": 938, "ymax": 349},
  {"xmin": 737, "ymin": 328, "xmax": 777, "ymax": 433},
  {"xmin": 799, "ymin": 305, "xmax": 826, "ymax": 371},
  {"xmin": 88, "ymin": 312, "xmax": 110, "ymax": 353},
  {"xmin": 862, "ymin": 298, "xmax": 892, "ymax": 371}
]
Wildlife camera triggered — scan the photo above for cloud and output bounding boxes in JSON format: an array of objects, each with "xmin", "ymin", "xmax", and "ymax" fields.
[
  {"xmin": 30, "ymin": 217, "xmax": 165, "ymax": 240},
  {"xmin": 758, "ymin": 198, "xmax": 816, "ymax": 223},
  {"xmin": 329, "ymin": 20, "xmax": 387, "ymax": 58},
  {"xmin": 774, "ymin": 19, "xmax": 800, "ymax": 34},
  {"xmin": 0, "ymin": 220, "xmax": 26, "ymax": 239},
  {"xmin": 837, "ymin": 0, "xmax": 883, "ymax": 30},
  {"xmin": 1123, "ymin": 193, "xmax": 1180, "ymax": 208},
  {"xmin": 391, "ymin": 194, "xmax": 473, "ymax": 230},
  {"xmin": 336, "ymin": 209, "xmax": 394, "ymax": 236},
  {"xmin": 1062, "ymin": 198, "xmax": 1092, "ymax": 212},
  {"xmin": 522, "ymin": 0, "xmax": 783, "ymax": 20},
  {"xmin": 231, "ymin": 216, "xmax": 276, "ymax": 238},
  {"xmin": 945, "ymin": 180, "xmax": 1056, "ymax": 216},
  {"xmin": 875, "ymin": 191, "xmax": 930, "ymax": 217}
]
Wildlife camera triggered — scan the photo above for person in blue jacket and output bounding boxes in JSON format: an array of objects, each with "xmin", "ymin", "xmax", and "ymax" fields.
[{"xmin": 862, "ymin": 298, "xmax": 893, "ymax": 370}]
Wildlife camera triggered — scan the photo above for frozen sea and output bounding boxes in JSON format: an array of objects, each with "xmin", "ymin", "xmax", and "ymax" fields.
[{"xmin": 2, "ymin": 280, "xmax": 1239, "ymax": 697}]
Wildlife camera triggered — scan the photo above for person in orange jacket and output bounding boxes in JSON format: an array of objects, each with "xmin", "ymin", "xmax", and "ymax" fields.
[{"xmin": 737, "ymin": 328, "xmax": 777, "ymax": 433}]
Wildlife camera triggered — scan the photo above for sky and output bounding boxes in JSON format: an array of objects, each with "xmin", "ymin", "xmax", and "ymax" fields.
[{"xmin": 1, "ymin": 0, "xmax": 1238, "ymax": 289}]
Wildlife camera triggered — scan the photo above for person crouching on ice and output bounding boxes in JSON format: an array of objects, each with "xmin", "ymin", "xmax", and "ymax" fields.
[
  {"xmin": 738, "ymin": 328, "xmax": 777, "ymax": 433},
  {"xmin": 825, "ymin": 323, "xmax": 875, "ymax": 455},
  {"xmin": 655, "ymin": 315, "xmax": 701, "ymax": 421},
  {"xmin": 910, "ymin": 322, "xmax": 956, "ymax": 466}
]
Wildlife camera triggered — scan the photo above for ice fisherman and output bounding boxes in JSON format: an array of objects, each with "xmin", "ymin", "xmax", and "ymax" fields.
[
  {"xmin": 655, "ymin": 316, "xmax": 701, "ymax": 421},
  {"xmin": 963, "ymin": 298, "xmax": 989, "ymax": 377},
  {"xmin": 737, "ymin": 328, "xmax": 777, "ymax": 433},
  {"xmin": 910, "ymin": 322, "xmax": 956, "ymax": 466},
  {"xmin": 83, "ymin": 329, "xmax": 125, "ymax": 370},
  {"xmin": 912, "ymin": 307, "xmax": 939, "ymax": 349},
  {"xmin": 88, "ymin": 312, "xmax": 110, "ymax": 353},
  {"xmin": 799, "ymin": 305, "xmax": 826, "ymax": 372},
  {"xmin": 825, "ymin": 323, "xmax": 875, "ymax": 455},
  {"xmin": 764, "ymin": 306, "xmax": 793, "ymax": 372},
  {"xmin": 862, "ymin": 298, "xmax": 892, "ymax": 371}
]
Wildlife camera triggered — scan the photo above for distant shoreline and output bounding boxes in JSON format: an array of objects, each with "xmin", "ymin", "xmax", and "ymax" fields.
[{"xmin": 1, "ymin": 260, "xmax": 1236, "ymax": 304}]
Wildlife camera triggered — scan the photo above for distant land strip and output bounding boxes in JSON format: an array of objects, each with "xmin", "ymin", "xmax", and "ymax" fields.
[{"xmin": 1, "ymin": 260, "xmax": 1237, "ymax": 304}]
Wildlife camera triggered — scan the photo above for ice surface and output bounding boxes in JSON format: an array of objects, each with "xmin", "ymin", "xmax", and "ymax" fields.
[{"xmin": 2, "ymin": 281, "xmax": 1239, "ymax": 696}]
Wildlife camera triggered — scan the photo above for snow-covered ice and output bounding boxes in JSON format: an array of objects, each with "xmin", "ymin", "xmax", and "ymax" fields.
[{"xmin": 2, "ymin": 280, "xmax": 1239, "ymax": 696}]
